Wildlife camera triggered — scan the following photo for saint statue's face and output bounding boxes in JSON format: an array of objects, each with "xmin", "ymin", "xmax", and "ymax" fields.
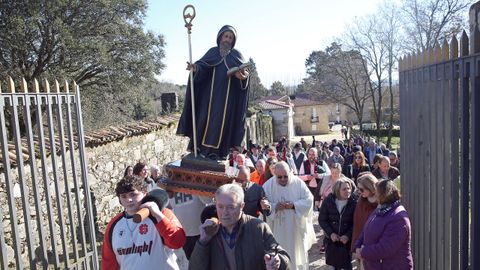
[{"xmin": 220, "ymin": 31, "xmax": 234, "ymax": 47}]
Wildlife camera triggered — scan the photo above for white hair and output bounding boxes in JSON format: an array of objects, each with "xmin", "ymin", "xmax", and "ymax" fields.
[
  {"xmin": 216, "ymin": 183, "xmax": 244, "ymax": 204},
  {"xmin": 150, "ymin": 165, "xmax": 160, "ymax": 173},
  {"xmin": 308, "ymin": 147, "xmax": 318, "ymax": 155},
  {"xmin": 379, "ymin": 156, "xmax": 390, "ymax": 165}
]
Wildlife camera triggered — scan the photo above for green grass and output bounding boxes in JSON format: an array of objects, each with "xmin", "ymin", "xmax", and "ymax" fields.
[{"xmin": 378, "ymin": 136, "xmax": 400, "ymax": 151}]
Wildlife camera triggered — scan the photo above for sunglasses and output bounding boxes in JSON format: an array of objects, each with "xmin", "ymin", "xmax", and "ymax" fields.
[{"xmin": 277, "ymin": 175, "xmax": 288, "ymax": 179}]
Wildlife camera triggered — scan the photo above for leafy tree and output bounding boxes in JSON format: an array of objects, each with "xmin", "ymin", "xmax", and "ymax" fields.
[
  {"xmin": 0, "ymin": 0, "xmax": 166, "ymax": 130},
  {"xmin": 269, "ymin": 81, "xmax": 287, "ymax": 96},
  {"xmin": 247, "ymin": 58, "xmax": 267, "ymax": 106}
]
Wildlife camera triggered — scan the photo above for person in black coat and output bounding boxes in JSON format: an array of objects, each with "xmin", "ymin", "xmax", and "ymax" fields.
[{"xmin": 319, "ymin": 178, "xmax": 357, "ymax": 270}]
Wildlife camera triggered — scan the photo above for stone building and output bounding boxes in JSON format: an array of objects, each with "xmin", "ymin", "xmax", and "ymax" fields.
[
  {"xmin": 288, "ymin": 96, "xmax": 330, "ymax": 135},
  {"xmin": 258, "ymin": 95, "xmax": 330, "ymax": 140},
  {"xmin": 258, "ymin": 97, "xmax": 294, "ymax": 141}
]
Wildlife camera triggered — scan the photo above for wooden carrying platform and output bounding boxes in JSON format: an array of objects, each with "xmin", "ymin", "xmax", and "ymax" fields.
[{"xmin": 158, "ymin": 160, "xmax": 236, "ymax": 196}]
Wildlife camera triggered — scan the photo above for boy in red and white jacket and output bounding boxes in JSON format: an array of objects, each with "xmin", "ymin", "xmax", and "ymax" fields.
[{"xmin": 101, "ymin": 175, "xmax": 186, "ymax": 270}]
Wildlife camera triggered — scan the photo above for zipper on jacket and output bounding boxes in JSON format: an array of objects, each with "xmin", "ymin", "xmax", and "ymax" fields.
[{"xmin": 338, "ymin": 200, "xmax": 348, "ymax": 233}]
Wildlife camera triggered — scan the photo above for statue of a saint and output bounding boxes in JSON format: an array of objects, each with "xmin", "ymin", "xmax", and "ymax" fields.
[{"xmin": 177, "ymin": 25, "xmax": 250, "ymax": 160}]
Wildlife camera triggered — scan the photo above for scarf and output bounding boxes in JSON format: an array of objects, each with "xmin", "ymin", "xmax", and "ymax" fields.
[{"xmin": 376, "ymin": 200, "xmax": 400, "ymax": 216}]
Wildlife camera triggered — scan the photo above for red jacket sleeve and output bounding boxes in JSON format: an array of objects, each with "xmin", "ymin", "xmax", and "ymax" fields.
[
  {"xmin": 101, "ymin": 213, "xmax": 123, "ymax": 270},
  {"xmin": 156, "ymin": 208, "xmax": 186, "ymax": 249}
]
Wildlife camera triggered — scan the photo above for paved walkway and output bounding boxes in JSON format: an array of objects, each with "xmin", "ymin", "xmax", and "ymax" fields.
[
  {"xmin": 290, "ymin": 125, "xmax": 347, "ymax": 146},
  {"xmin": 308, "ymin": 212, "xmax": 331, "ymax": 269}
]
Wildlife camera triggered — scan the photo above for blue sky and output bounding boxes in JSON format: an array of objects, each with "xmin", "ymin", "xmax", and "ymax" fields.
[{"xmin": 145, "ymin": 0, "xmax": 383, "ymax": 87}]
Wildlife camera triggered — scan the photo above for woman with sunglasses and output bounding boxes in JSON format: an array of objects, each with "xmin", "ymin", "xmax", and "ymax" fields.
[
  {"xmin": 345, "ymin": 151, "xmax": 370, "ymax": 185},
  {"xmin": 351, "ymin": 173, "xmax": 378, "ymax": 269}
]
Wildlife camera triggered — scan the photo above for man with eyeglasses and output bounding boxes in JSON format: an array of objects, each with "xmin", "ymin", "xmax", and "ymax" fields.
[
  {"xmin": 189, "ymin": 183, "xmax": 290, "ymax": 270},
  {"xmin": 263, "ymin": 161, "xmax": 316, "ymax": 270}
]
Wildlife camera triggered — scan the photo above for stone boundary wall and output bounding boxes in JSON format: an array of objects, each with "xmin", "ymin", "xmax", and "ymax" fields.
[{"xmin": 88, "ymin": 125, "xmax": 188, "ymax": 229}]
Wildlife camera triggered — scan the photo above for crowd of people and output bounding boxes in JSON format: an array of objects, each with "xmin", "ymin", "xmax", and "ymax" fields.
[
  {"xmin": 102, "ymin": 133, "xmax": 410, "ymax": 270},
  {"xmin": 101, "ymin": 24, "xmax": 410, "ymax": 270}
]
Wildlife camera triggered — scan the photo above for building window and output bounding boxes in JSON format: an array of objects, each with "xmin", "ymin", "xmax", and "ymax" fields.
[
  {"xmin": 311, "ymin": 107, "xmax": 319, "ymax": 123},
  {"xmin": 312, "ymin": 124, "xmax": 317, "ymax": 131}
]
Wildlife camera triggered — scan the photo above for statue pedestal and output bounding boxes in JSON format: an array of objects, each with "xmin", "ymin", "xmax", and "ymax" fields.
[
  {"xmin": 180, "ymin": 153, "xmax": 228, "ymax": 172},
  {"xmin": 158, "ymin": 158, "xmax": 235, "ymax": 196}
]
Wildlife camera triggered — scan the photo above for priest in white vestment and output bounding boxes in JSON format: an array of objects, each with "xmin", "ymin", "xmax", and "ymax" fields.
[{"xmin": 262, "ymin": 161, "xmax": 316, "ymax": 270}]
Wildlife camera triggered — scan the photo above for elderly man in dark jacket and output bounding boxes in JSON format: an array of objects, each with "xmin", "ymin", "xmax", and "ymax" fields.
[
  {"xmin": 235, "ymin": 166, "xmax": 269, "ymax": 218},
  {"xmin": 189, "ymin": 183, "xmax": 290, "ymax": 270}
]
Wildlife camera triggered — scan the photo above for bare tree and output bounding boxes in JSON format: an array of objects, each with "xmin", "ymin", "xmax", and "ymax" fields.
[
  {"xmin": 381, "ymin": 2, "xmax": 403, "ymax": 147},
  {"xmin": 401, "ymin": 0, "xmax": 469, "ymax": 52},
  {"xmin": 301, "ymin": 42, "xmax": 371, "ymax": 129},
  {"xmin": 347, "ymin": 15, "xmax": 388, "ymax": 138}
]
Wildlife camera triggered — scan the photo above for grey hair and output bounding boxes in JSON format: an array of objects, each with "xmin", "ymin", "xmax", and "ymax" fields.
[
  {"xmin": 150, "ymin": 165, "xmax": 160, "ymax": 173},
  {"xmin": 333, "ymin": 146, "xmax": 340, "ymax": 152},
  {"xmin": 215, "ymin": 183, "xmax": 244, "ymax": 204},
  {"xmin": 275, "ymin": 161, "xmax": 291, "ymax": 174},
  {"xmin": 379, "ymin": 156, "xmax": 390, "ymax": 165},
  {"xmin": 256, "ymin": 159, "xmax": 266, "ymax": 166},
  {"xmin": 330, "ymin": 162, "xmax": 342, "ymax": 171},
  {"xmin": 308, "ymin": 147, "xmax": 318, "ymax": 156},
  {"xmin": 237, "ymin": 165, "xmax": 250, "ymax": 181},
  {"xmin": 388, "ymin": 151, "xmax": 397, "ymax": 158}
]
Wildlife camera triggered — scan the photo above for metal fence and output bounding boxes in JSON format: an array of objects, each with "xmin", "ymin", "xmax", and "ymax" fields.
[
  {"xmin": 399, "ymin": 18, "xmax": 480, "ymax": 270},
  {"xmin": 0, "ymin": 78, "xmax": 98, "ymax": 269}
]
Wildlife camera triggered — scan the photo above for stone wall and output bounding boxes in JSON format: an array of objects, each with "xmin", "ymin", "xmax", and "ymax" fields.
[
  {"xmin": 86, "ymin": 126, "xmax": 188, "ymax": 228},
  {"xmin": 0, "ymin": 122, "xmax": 188, "ymax": 268}
]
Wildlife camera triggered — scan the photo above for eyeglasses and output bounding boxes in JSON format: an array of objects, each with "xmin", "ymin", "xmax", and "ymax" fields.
[{"xmin": 277, "ymin": 175, "xmax": 288, "ymax": 179}]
